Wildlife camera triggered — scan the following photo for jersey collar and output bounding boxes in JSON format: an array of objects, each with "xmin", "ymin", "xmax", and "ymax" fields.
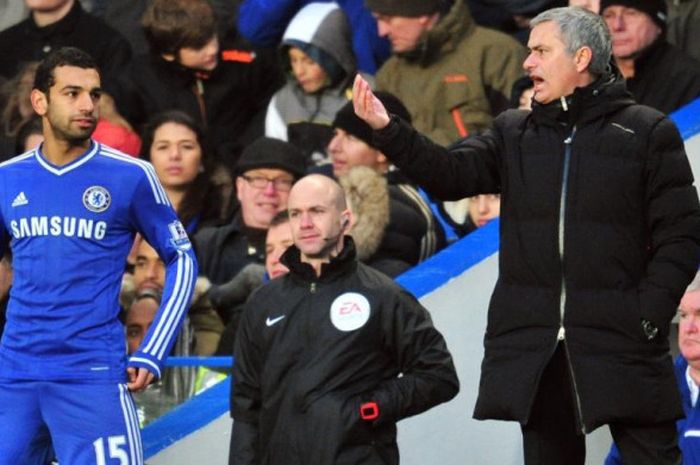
[{"xmin": 35, "ymin": 140, "xmax": 99, "ymax": 176}]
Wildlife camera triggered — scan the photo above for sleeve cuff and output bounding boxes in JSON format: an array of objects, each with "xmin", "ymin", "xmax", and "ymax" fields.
[{"xmin": 128, "ymin": 354, "xmax": 162, "ymax": 379}]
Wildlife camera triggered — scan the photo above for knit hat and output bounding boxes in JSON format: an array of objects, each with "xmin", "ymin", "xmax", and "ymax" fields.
[
  {"xmin": 332, "ymin": 92, "xmax": 412, "ymax": 148},
  {"xmin": 599, "ymin": 0, "xmax": 667, "ymax": 30},
  {"xmin": 235, "ymin": 137, "xmax": 306, "ymax": 179},
  {"xmin": 364, "ymin": 0, "xmax": 441, "ymax": 17}
]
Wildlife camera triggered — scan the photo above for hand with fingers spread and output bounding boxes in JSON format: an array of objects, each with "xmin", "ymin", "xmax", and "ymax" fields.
[{"xmin": 352, "ymin": 74, "xmax": 391, "ymax": 130}]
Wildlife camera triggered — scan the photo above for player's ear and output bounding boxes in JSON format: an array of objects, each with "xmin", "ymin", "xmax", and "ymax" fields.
[{"xmin": 30, "ymin": 89, "xmax": 48, "ymax": 116}]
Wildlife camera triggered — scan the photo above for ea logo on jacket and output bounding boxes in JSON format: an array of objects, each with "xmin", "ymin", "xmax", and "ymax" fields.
[{"xmin": 330, "ymin": 292, "xmax": 370, "ymax": 332}]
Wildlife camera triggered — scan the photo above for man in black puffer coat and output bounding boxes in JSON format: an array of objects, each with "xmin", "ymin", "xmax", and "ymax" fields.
[{"xmin": 354, "ymin": 6, "xmax": 700, "ymax": 465}]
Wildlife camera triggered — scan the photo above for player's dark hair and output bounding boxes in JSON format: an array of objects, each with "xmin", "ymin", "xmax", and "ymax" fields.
[{"xmin": 33, "ymin": 47, "xmax": 99, "ymax": 94}]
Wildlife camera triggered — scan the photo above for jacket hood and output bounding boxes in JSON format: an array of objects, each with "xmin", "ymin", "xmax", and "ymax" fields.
[
  {"xmin": 281, "ymin": 2, "xmax": 356, "ymax": 80},
  {"xmin": 399, "ymin": 0, "xmax": 475, "ymax": 65},
  {"xmin": 338, "ymin": 166, "xmax": 390, "ymax": 262}
]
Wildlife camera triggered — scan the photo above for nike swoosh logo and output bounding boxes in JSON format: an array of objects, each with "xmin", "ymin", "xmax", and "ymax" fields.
[{"xmin": 266, "ymin": 315, "xmax": 286, "ymax": 327}]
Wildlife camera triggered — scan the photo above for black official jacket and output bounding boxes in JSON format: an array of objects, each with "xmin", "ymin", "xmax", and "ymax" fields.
[
  {"xmin": 373, "ymin": 74, "xmax": 700, "ymax": 432},
  {"xmin": 230, "ymin": 238, "xmax": 458, "ymax": 465}
]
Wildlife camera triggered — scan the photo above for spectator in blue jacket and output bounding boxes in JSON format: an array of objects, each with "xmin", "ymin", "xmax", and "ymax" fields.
[
  {"xmin": 236, "ymin": 0, "xmax": 390, "ymax": 74},
  {"xmin": 606, "ymin": 274, "xmax": 700, "ymax": 464}
]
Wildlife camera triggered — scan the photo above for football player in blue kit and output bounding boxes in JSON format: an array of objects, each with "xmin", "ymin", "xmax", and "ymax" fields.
[{"xmin": 0, "ymin": 47, "xmax": 198, "ymax": 464}]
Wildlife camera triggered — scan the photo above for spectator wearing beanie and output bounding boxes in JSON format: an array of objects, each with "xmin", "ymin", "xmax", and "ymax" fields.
[
  {"xmin": 265, "ymin": 2, "xmax": 374, "ymax": 167},
  {"xmin": 367, "ymin": 0, "xmax": 526, "ymax": 145},
  {"xmin": 320, "ymin": 92, "xmax": 446, "ymax": 277},
  {"xmin": 601, "ymin": 0, "xmax": 700, "ymax": 113},
  {"xmin": 193, "ymin": 137, "xmax": 306, "ymax": 286}
]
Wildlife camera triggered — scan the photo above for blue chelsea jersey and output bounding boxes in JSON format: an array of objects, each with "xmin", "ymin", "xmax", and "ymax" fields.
[{"xmin": 0, "ymin": 142, "xmax": 197, "ymax": 382}]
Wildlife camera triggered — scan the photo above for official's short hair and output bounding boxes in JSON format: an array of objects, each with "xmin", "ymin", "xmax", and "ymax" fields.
[
  {"xmin": 530, "ymin": 7, "xmax": 612, "ymax": 77},
  {"xmin": 142, "ymin": 0, "xmax": 218, "ymax": 56},
  {"xmin": 33, "ymin": 47, "xmax": 99, "ymax": 94}
]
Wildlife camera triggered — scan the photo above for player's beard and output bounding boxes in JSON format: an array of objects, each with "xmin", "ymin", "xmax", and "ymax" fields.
[{"xmin": 50, "ymin": 115, "xmax": 97, "ymax": 146}]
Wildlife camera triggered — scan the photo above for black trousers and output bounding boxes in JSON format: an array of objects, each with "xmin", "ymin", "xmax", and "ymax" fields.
[{"xmin": 522, "ymin": 343, "xmax": 681, "ymax": 465}]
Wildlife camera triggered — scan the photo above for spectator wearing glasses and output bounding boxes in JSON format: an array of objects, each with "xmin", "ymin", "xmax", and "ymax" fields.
[{"xmin": 193, "ymin": 137, "xmax": 306, "ymax": 305}]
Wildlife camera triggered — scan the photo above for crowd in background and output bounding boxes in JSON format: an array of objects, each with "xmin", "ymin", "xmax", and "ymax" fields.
[{"xmin": 0, "ymin": 0, "xmax": 698, "ymax": 424}]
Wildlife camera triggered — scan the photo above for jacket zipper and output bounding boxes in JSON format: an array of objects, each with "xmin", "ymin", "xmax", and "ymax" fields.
[
  {"xmin": 193, "ymin": 78, "xmax": 207, "ymax": 128},
  {"xmin": 557, "ymin": 126, "xmax": 586, "ymax": 434}
]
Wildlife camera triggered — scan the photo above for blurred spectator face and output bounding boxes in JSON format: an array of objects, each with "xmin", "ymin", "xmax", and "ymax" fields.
[
  {"xmin": 236, "ymin": 169, "xmax": 295, "ymax": 229},
  {"xmin": 328, "ymin": 128, "xmax": 387, "ymax": 177},
  {"xmin": 518, "ymin": 87, "xmax": 535, "ymax": 111},
  {"xmin": 17, "ymin": 66, "xmax": 36, "ymax": 120},
  {"xmin": 679, "ymin": 291, "xmax": 700, "ymax": 366},
  {"xmin": 602, "ymin": 6, "xmax": 661, "ymax": 59},
  {"xmin": 568, "ymin": 0, "xmax": 600, "ymax": 13},
  {"xmin": 265, "ymin": 220, "xmax": 294, "ymax": 279},
  {"xmin": 126, "ymin": 296, "xmax": 159, "ymax": 354},
  {"xmin": 469, "ymin": 194, "xmax": 500, "ymax": 227},
  {"xmin": 523, "ymin": 21, "xmax": 582, "ymax": 104},
  {"xmin": 177, "ymin": 36, "xmax": 219, "ymax": 72},
  {"xmin": 288, "ymin": 47, "xmax": 328, "ymax": 94},
  {"xmin": 0, "ymin": 256, "xmax": 12, "ymax": 302},
  {"xmin": 133, "ymin": 240, "xmax": 165, "ymax": 292},
  {"xmin": 373, "ymin": 14, "xmax": 434, "ymax": 54},
  {"xmin": 149, "ymin": 122, "xmax": 202, "ymax": 191}
]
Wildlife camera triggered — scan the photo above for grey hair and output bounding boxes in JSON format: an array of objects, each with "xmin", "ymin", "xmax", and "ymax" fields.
[{"xmin": 530, "ymin": 6, "xmax": 612, "ymax": 77}]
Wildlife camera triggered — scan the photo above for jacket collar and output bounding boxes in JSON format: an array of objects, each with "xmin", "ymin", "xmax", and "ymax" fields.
[
  {"xmin": 628, "ymin": 36, "xmax": 668, "ymax": 79},
  {"xmin": 530, "ymin": 71, "xmax": 634, "ymax": 129},
  {"xmin": 150, "ymin": 53, "xmax": 215, "ymax": 87},
  {"xmin": 281, "ymin": 236, "xmax": 358, "ymax": 282}
]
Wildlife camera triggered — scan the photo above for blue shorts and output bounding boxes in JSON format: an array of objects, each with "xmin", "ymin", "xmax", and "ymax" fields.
[{"xmin": 0, "ymin": 380, "xmax": 143, "ymax": 465}]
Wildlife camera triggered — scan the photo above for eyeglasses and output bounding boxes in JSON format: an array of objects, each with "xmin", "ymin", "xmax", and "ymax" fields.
[{"xmin": 241, "ymin": 174, "xmax": 294, "ymax": 192}]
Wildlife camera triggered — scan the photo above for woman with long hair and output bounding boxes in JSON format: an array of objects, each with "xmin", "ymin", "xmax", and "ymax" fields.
[{"xmin": 140, "ymin": 110, "xmax": 223, "ymax": 233}]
